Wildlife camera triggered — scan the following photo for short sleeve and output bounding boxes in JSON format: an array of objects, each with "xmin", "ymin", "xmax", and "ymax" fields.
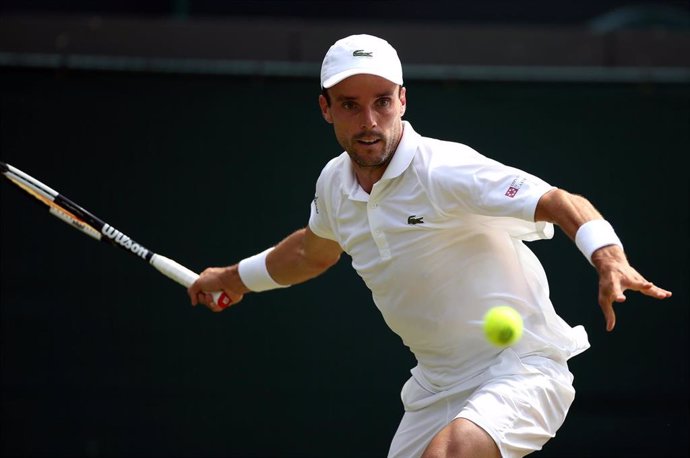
[
  {"xmin": 308, "ymin": 164, "xmax": 338, "ymax": 242},
  {"xmin": 426, "ymin": 144, "xmax": 555, "ymax": 222}
]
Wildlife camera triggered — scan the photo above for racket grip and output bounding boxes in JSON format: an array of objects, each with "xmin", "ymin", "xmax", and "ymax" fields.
[{"xmin": 150, "ymin": 254, "xmax": 232, "ymax": 308}]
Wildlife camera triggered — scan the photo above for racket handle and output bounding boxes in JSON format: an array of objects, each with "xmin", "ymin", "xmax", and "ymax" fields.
[{"xmin": 150, "ymin": 254, "xmax": 232, "ymax": 308}]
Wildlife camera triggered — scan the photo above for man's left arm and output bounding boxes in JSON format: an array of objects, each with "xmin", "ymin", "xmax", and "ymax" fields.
[{"xmin": 534, "ymin": 188, "xmax": 672, "ymax": 331}]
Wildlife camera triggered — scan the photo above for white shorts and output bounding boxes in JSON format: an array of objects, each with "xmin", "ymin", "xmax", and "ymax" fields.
[{"xmin": 388, "ymin": 352, "xmax": 576, "ymax": 458}]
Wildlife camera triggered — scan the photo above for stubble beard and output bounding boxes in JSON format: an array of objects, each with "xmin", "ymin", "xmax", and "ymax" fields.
[
  {"xmin": 347, "ymin": 141, "xmax": 393, "ymax": 169},
  {"xmin": 345, "ymin": 125, "xmax": 401, "ymax": 169}
]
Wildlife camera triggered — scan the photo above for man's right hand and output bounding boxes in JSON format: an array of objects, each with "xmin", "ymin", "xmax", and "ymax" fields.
[{"xmin": 188, "ymin": 265, "xmax": 249, "ymax": 312}]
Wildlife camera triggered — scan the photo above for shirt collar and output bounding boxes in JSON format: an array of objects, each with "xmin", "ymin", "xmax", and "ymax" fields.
[{"xmin": 380, "ymin": 121, "xmax": 418, "ymax": 181}]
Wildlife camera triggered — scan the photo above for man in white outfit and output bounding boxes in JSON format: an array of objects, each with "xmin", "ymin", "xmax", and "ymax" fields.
[{"xmin": 188, "ymin": 34, "xmax": 671, "ymax": 457}]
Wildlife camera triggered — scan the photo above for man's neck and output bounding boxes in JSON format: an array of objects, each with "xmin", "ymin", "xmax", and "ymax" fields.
[{"xmin": 354, "ymin": 163, "xmax": 388, "ymax": 194}]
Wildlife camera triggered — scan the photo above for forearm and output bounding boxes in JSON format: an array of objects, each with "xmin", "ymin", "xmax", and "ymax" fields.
[
  {"xmin": 265, "ymin": 227, "xmax": 342, "ymax": 286},
  {"xmin": 535, "ymin": 188, "xmax": 626, "ymax": 266},
  {"xmin": 187, "ymin": 227, "xmax": 340, "ymax": 309},
  {"xmin": 534, "ymin": 188, "xmax": 603, "ymax": 241}
]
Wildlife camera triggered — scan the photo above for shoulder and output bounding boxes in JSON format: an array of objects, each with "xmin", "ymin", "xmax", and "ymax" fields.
[
  {"xmin": 315, "ymin": 152, "xmax": 350, "ymax": 196},
  {"xmin": 413, "ymin": 134, "xmax": 494, "ymax": 178},
  {"xmin": 320, "ymin": 152, "xmax": 349, "ymax": 175}
]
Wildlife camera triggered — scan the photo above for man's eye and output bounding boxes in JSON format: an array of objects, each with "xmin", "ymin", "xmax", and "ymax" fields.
[
  {"xmin": 378, "ymin": 98, "xmax": 392, "ymax": 107},
  {"xmin": 342, "ymin": 102, "xmax": 355, "ymax": 110}
]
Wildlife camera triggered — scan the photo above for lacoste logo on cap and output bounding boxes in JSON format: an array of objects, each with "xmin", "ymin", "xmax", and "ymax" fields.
[
  {"xmin": 407, "ymin": 215, "xmax": 424, "ymax": 225},
  {"xmin": 352, "ymin": 50, "xmax": 373, "ymax": 57}
]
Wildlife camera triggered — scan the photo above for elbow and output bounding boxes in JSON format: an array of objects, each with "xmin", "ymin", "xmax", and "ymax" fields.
[
  {"xmin": 535, "ymin": 188, "xmax": 584, "ymax": 223},
  {"xmin": 309, "ymin": 252, "xmax": 341, "ymax": 273}
]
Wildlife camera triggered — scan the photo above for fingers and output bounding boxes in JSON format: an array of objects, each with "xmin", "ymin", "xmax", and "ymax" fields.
[
  {"xmin": 204, "ymin": 292, "xmax": 226, "ymax": 313},
  {"xmin": 195, "ymin": 291, "xmax": 208, "ymax": 307},
  {"xmin": 188, "ymin": 278, "xmax": 214, "ymax": 307},
  {"xmin": 598, "ymin": 293, "xmax": 619, "ymax": 332},
  {"xmin": 187, "ymin": 274, "xmax": 221, "ymax": 311},
  {"xmin": 189, "ymin": 288, "xmax": 229, "ymax": 312},
  {"xmin": 598, "ymin": 268, "xmax": 672, "ymax": 332},
  {"xmin": 188, "ymin": 267, "xmax": 222, "ymax": 306},
  {"xmin": 622, "ymin": 276, "xmax": 672, "ymax": 301},
  {"xmin": 187, "ymin": 266, "xmax": 245, "ymax": 313},
  {"xmin": 640, "ymin": 283, "xmax": 673, "ymax": 299},
  {"xmin": 188, "ymin": 284, "xmax": 201, "ymax": 306},
  {"xmin": 599, "ymin": 272, "xmax": 628, "ymax": 331}
]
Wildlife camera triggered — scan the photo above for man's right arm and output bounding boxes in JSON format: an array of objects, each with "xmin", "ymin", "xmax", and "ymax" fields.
[
  {"xmin": 187, "ymin": 227, "xmax": 342, "ymax": 311},
  {"xmin": 266, "ymin": 226, "xmax": 343, "ymax": 286}
]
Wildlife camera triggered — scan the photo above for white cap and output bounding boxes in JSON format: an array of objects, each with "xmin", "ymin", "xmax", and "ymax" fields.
[{"xmin": 320, "ymin": 34, "xmax": 403, "ymax": 89}]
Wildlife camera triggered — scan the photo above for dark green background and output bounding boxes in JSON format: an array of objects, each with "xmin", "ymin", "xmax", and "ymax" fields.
[{"xmin": 1, "ymin": 69, "xmax": 688, "ymax": 456}]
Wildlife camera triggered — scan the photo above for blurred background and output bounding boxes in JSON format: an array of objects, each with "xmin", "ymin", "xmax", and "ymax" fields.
[{"xmin": 1, "ymin": 1, "xmax": 688, "ymax": 457}]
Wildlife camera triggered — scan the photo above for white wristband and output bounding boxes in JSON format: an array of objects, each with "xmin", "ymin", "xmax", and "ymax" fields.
[
  {"xmin": 238, "ymin": 247, "xmax": 290, "ymax": 292},
  {"xmin": 575, "ymin": 219, "xmax": 623, "ymax": 265}
]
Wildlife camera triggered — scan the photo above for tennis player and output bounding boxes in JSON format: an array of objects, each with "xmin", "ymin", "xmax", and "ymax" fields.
[{"xmin": 188, "ymin": 34, "xmax": 671, "ymax": 457}]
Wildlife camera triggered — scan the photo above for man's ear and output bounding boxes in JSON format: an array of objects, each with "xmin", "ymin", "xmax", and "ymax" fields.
[
  {"xmin": 399, "ymin": 86, "xmax": 407, "ymax": 116},
  {"xmin": 319, "ymin": 94, "xmax": 333, "ymax": 124}
]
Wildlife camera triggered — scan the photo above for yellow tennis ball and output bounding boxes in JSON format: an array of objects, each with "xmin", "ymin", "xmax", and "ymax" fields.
[{"xmin": 483, "ymin": 306, "xmax": 523, "ymax": 347}]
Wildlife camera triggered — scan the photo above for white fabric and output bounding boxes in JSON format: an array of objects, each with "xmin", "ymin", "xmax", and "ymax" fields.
[
  {"xmin": 309, "ymin": 121, "xmax": 590, "ymax": 392},
  {"xmin": 237, "ymin": 247, "xmax": 289, "ymax": 292},
  {"xmin": 320, "ymin": 34, "xmax": 403, "ymax": 89},
  {"xmin": 388, "ymin": 351, "xmax": 575, "ymax": 458},
  {"xmin": 575, "ymin": 219, "xmax": 623, "ymax": 265}
]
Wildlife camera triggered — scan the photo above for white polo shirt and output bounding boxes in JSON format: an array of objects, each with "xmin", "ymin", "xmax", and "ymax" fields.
[{"xmin": 309, "ymin": 121, "xmax": 589, "ymax": 392}]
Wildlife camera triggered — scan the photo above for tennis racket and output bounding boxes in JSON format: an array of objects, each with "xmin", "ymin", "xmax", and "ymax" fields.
[{"xmin": 0, "ymin": 161, "xmax": 231, "ymax": 308}]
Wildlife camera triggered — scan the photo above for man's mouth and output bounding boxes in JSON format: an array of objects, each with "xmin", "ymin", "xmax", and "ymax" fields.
[{"xmin": 357, "ymin": 137, "xmax": 381, "ymax": 145}]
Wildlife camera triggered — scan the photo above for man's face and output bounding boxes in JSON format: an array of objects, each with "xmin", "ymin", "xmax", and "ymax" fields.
[{"xmin": 319, "ymin": 74, "xmax": 407, "ymax": 170}]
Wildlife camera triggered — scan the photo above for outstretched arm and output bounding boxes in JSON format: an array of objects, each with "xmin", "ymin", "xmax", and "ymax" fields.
[
  {"xmin": 535, "ymin": 188, "xmax": 672, "ymax": 331},
  {"xmin": 187, "ymin": 227, "xmax": 342, "ymax": 312}
]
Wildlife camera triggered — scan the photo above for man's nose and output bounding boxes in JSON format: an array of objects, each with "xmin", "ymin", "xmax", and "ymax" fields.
[{"xmin": 360, "ymin": 107, "xmax": 377, "ymax": 130}]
